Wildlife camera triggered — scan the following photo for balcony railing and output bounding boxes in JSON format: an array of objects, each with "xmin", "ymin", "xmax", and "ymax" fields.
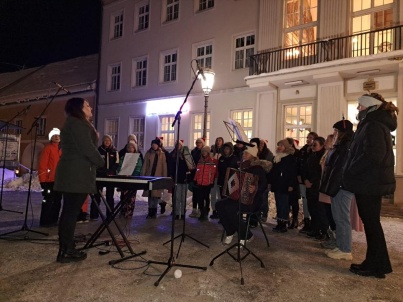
[{"xmin": 249, "ymin": 25, "xmax": 403, "ymax": 76}]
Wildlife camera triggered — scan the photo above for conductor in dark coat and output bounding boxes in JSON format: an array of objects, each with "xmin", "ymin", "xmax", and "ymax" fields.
[
  {"xmin": 343, "ymin": 93, "xmax": 398, "ymax": 279},
  {"xmin": 54, "ymin": 98, "xmax": 104, "ymax": 263}
]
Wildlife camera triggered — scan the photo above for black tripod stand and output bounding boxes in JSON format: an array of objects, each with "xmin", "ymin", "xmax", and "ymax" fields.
[
  {"xmin": 163, "ymin": 175, "xmax": 209, "ymax": 258},
  {"xmin": 147, "ymin": 66, "xmax": 207, "ymax": 286},
  {"xmin": 209, "ymin": 139, "xmax": 265, "ymax": 285},
  {"xmin": 0, "ymin": 86, "xmax": 65, "ymax": 240}
]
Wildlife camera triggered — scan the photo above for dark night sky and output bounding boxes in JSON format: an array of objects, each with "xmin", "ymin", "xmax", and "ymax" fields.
[{"xmin": 0, "ymin": 0, "xmax": 101, "ymax": 73}]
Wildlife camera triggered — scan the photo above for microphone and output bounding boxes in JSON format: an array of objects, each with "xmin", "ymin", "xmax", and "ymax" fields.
[
  {"xmin": 52, "ymin": 82, "xmax": 70, "ymax": 94},
  {"xmin": 196, "ymin": 62, "xmax": 206, "ymax": 81}
]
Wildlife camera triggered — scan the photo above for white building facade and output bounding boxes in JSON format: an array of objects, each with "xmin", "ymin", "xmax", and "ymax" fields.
[{"xmin": 98, "ymin": 0, "xmax": 403, "ymax": 203}]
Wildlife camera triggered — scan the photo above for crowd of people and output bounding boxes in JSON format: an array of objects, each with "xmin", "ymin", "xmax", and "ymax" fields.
[{"xmin": 39, "ymin": 93, "xmax": 398, "ymax": 279}]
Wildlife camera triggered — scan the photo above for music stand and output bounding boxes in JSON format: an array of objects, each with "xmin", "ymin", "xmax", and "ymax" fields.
[
  {"xmin": 209, "ymin": 121, "xmax": 265, "ymax": 285},
  {"xmin": 0, "ymin": 118, "xmax": 25, "ymax": 214},
  {"xmin": 147, "ymin": 64, "xmax": 207, "ymax": 286},
  {"xmin": 0, "ymin": 86, "xmax": 65, "ymax": 240}
]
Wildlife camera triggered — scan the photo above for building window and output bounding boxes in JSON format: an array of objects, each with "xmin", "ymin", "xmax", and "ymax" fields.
[
  {"xmin": 36, "ymin": 117, "xmax": 47, "ymax": 136},
  {"xmin": 199, "ymin": 0, "xmax": 214, "ymax": 11},
  {"xmin": 160, "ymin": 115, "xmax": 175, "ymax": 148},
  {"xmin": 105, "ymin": 118, "xmax": 119, "ymax": 146},
  {"xmin": 110, "ymin": 10, "xmax": 124, "ymax": 39},
  {"xmin": 162, "ymin": 50, "xmax": 177, "ymax": 82},
  {"xmin": 284, "ymin": 104, "xmax": 312, "ymax": 146},
  {"xmin": 234, "ymin": 34, "xmax": 255, "ymax": 70},
  {"xmin": 137, "ymin": 3, "xmax": 149, "ymax": 31},
  {"xmin": 133, "ymin": 57, "xmax": 147, "ymax": 87},
  {"xmin": 196, "ymin": 44, "xmax": 213, "ymax": 69},
  {"xmin": 166, "ymin": 0, "xmax": 179, "ymax": 22},
  {"xmin": 231, "ymin": 109, "xmax": 253, "ymax": 140},
  {"xmin": 192, "ymin": 113, "xmax": 210, "ymax": 147},
  {"xmin": 108, "ymin": 63, "xmax": 121, "ymax": 91},
  {"xmin": 15, "ymin": 119, "xmax": 22, "ymax": 135},
  {"xmin": 129, "ymin": 117, "xmax": 145, "ymax": 150},
  {"xmin": 351, "ymin": 0, "xmax": 394, "ymax": 57},
  {"xmin": 283, "ymin": 0, "xmax": 318, "ymax": 58}
]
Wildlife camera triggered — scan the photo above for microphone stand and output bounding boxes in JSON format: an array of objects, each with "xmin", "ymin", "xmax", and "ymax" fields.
[
  {"xmin": 0, "ymin": 107, "xmax": 28, "ymax": 214},
  {"xmin": 0, "ymin": 87, "xmax": 63, "ymax": 240},
  {"xmin": 147, "ymin": 70, "xmax": 207, "ymax": 286}
]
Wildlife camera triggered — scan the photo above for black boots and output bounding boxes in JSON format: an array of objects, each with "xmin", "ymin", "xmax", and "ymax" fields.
[
  {"xmin": 57, "ymin": 244, "xmax": 87, "ymax": 263},
  {"xmin": 146, "ymin": 208, "xmax": 157, "ymax": 219},
  {"xmin": 273, "ymin": 220, "xmax": 287, "ymax": 233},
  {"xmin": 299, "ymin": 218, "xmax": 311, "ymax": 234},
  {"xmin": 288, "ymin": 218, "xmax": 298, "ymax": 229},
  {"xmin": 159, "ymin": 201, "xmax": 167, "ymax": 214},
  {"xmin": 198, "ymin": 207, "xmax": 209, "ymax": 221},
  {"xmin": 209, "ymin": 210, "xmax": 219, "ymax": 219}
]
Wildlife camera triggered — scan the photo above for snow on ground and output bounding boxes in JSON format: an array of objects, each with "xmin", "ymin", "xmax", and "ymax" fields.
[{"xmin": 0, "ymin": 168, "xmax": 42, "ymax": 192}]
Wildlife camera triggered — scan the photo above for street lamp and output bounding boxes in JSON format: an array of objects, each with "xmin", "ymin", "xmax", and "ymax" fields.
[{"xmin": 199, "ymin": 68, "xmax": 215, "ymax": 140}]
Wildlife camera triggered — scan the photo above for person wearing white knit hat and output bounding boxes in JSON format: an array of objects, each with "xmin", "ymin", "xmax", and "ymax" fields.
[{"xmin": 48, "ymin": 128, "xmax": 61, "ymax": 141}]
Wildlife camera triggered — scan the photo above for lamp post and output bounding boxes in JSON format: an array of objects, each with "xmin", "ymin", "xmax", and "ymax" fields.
[{"xmin": 199, "ymin": 68, "xmax": 215, "ymax": 140}]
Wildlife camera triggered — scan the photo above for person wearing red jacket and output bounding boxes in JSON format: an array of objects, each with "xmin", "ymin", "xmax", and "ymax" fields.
[
  {"xmin": 38, "ymin": 128, "xmax": 62, "ymax": 226},
  {"xmin": 194, "ymin": 146, "xmax": 217, "ymax": 220}
]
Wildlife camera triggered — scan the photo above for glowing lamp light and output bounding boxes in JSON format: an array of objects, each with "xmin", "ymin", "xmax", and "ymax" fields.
[
  {"xmin": 146, "ymin": 98, "xmax": 190, "ymax": 116},
  {"xmin": 199, "ymin": 69, "xmax": 215, "ymax": 96}
]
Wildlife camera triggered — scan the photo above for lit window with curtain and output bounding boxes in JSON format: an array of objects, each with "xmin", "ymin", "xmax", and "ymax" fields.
[
  {"xmin": 105, "ymin": 118, "xmax": 119, "ymax": 146},
  {"xmin": 351, "ymin": 0, "xmax": 394, "ymax": 57},
  {"xmin": 129, "ymin": 117, "xmax": 145, "ymax": 150},
  {"xmin": 283, "ymin": 104, "xmax": 312, "ymax": 146},
  {"xmin": 160, "ymin": 115, "xmax": 175, "ymax": 148},
  {"xmin": 283, "ymin": 0, "xmax": 318, "ymax": 58}
]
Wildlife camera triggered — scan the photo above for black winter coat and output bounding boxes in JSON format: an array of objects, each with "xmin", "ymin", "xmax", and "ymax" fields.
[
  {"xmin": 168, "ymin": 149, "xmax": 189, "ymax": 184},
  {"xmin": 217, "ymin": 154, "xmax": 238, "ymax": 187},
  {"xmin": 296, "ymin": 144, "xmax": 311, "ymax": 181},
  {"xmin": 97, "ymin": 145, "xmax": 119, "ymax": 177},
  {"xmin": 319, "ymin": 135, "xmax": 352, "ymax": 197},
  {"xmin": 302, "ymin": 148, "xmax": 325, "ymax": 196},
  {"xmin": 269, "ymin": 154, "xmax": 298, "ymax": 194},
  {"xmin": 343, "ymin": 109, "xmax": 396, "ymax": 196}
]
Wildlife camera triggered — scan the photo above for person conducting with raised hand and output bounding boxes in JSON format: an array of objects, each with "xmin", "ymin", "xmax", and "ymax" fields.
[
  {"xmin": 38, "ymin": 128, "xmax": 63, "ymax": 227},
  {"xmin": 343, "ymin": 93, "xmax": 398, "ymax": 279},
  {"xmin": 54, "ymin": 98, "xmax": 104, "ymax": 263}
]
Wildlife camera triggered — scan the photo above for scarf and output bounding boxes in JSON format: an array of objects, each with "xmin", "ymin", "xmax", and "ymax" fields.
[{"xmin": 273, "ymin": 152, "xmax": 288, "ymax": 163}]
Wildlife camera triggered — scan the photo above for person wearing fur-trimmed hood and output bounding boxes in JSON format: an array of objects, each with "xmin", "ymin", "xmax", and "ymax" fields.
[
  {"xmin": 216, "ymin": 143, "xmax": 272, "ymax": 245},
  {"xmin": 268, "ymin": 139, "xmax": 298, "ymax": 233}
]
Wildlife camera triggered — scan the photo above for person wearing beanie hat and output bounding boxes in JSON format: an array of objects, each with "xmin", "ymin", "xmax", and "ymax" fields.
[
  {"xmin": 38, "ymin": 127, "xmax": 62, "ymax": 226},
  {"xmin": 216, "ymin": 141, "xmax": 272, "ymax": 245},
  {"xmin": 333, "ymin": 119, "xmax": 353, "ymax": 132},
  {"xmin": 90, "ymin": 134, "xmax": 120, "ymax": 221},
  {"xmin": 268, "ymin": 139, "xmax": 298, "ymax": 233},
  {"xmin": 48, "ymin": 128, "xmax": 61, "ymax": 141},
  {"xmin": 141, "ymin": 137, "xmax": 168, "ymax": 219},
  {"xmin": 342, "ymin": 92, "xmax": 398, "ymax": 278},
  {"xmin": 119, "ymin": 134, "xmax": 143, "ymax": 160}
]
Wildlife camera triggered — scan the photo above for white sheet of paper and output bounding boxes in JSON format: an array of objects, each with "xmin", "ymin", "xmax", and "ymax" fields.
[{"xmin": 118, "ymin": 153, "xmax": 139, "ymax": 175}]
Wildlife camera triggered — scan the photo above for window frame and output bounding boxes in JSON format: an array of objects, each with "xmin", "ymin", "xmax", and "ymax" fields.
[
  {"xmin": 107, "ymin": 63, "xmax": 122, "ymax": 92},
  {"xmin": 194, "ymin": 41, "xmax": 214, "ymax": 70},
  {"xmin": 132, "ymin": 56, "xmax": 148, "ymax": 88},
  {"xmin": 36, "ymin": 117, "xmax": 47, "ymax": 136},
  {"xmin": 160, "ymin": 49, "xmax": 178, "ymax": 83},
  {"xmin": 134, "ymin": 1, "xmax": 150, "ymax": 32},
  {"xmin": 128, "ymin": 116, "xmax": 145, "ymax": 151},
  {"xmin": 159, "ymin": 115, "xmax": 176, "ymax": 149},
  {"xmin": 104, "ymin": 118, "xmax": 120, "ymax": 147},
  {"xmin": 230, "ymin": 109, "xmax": 253, "ymax": 140},
  {"xmin": 191, "ymin": 112, "xmax": 211, "ymax": 147},
  {"xmin": 196, "ymin": 0, "xmax": 214, "ymax": 12},
  {"xmin": 110, "ymin": 9, "xmax": 124, "ymax": 40},
  {"xmin": 233, "ymin": 33, "xmax": 256, "ymax": 70},
  {"xmin": 162, "ymin": 0, "xmax": 180, "ymax": 24},
  {"xmin": 283, "ymin": 103, "xmax": 313, "ymax": 147}
]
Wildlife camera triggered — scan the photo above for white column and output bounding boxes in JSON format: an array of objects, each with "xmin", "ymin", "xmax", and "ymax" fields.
[{"xmin": 256, "ymin": 91, "xmax": 277, "ymax": 152}]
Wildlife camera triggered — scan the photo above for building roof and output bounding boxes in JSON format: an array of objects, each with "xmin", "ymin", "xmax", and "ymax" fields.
[{"xmin": 0, "ymin": 54, "xmax": 99, "ymax": 105}]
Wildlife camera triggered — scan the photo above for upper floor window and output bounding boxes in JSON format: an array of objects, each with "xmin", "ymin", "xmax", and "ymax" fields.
[
  {"xmin": 196, "ymin": 43, "xmax": 213, "ymax": 69},
  {"xmin": 165, "ymin": 0, "xmax": 179, "ymax": 22},
  {"xmin": 231, "ymin": 109, "xmax": 253, "ymax": 140},
  {"xmin": 105, "ymin": 118, "xmax": 119, "ymax": 146},
  {"xmin": 133, "ymin": 57, "xmax": 147, "ymax": 87},
  {"xmin": 108, "ymin": 63, "xmax": 121, "ymax": 91},
  {"xmin": 284, "ymin": 104, "xmax": 312, "ymax": 146},
  {"xmin": 198, "ymin": 0, "xmax": 214, "ymax": 11},
  {"xmin": 129, "ymin": 117, "xmax": 145, "ymax": 150},
  {"xmin": 160, "ymin": 115, "xmax": 175, "ymax": 148},
  {"xmin": 192, "ymin": 113, "xmax": 210, "ymax": 147},
  {"xmin": 136, "ymin": 2, "xmax": 149, "ymax": 31},
  {"xmin": 36, "ymin": 117, "xmax": 47, "ymax": 136},
  {"xmin": 15, "ymin": 119, "xmax": 22, "ymax": 135},
  {"xmin": 234, "ymin": 34, "xmax": 255, "ymax": 70},
  {"xmin": 110, "ymin": 10, "xmax": 124, "ymax": 39},
  {"xmin": 283, "ymin": 0, "xmax": 317, "ymax": 57},
  {"xmin": 161, "ymin": 50, "xmax": 177, "ymax": 82},
  {"xmin": 351, "ymin": 0, "xmax": 394, "ymax": 56}
]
